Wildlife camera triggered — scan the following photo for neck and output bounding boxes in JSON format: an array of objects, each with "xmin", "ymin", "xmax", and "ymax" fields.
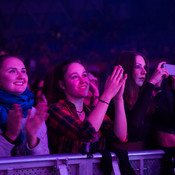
[{"xmin": 66, "ymin": 96, "xmax": 84, "ymax": 112}]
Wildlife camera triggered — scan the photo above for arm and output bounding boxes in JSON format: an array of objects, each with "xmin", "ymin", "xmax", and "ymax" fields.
[
  {"xmin": 113, "ymin": 74, "xmax": 127, "ymax": 141},
  {"xmin": 87, "ymin": 66, "xmax": 126, "ymax": 132},
  {"xmin": 153, "ymin": 90, "xmax": 175, "ymax": 130},
  {"xmin": 25, "ymin": 102, "xmax": 49, "ymax": 155},
  {"xmin": 0, "ymin": 105, "xmax": 22, "ymax": 157}
]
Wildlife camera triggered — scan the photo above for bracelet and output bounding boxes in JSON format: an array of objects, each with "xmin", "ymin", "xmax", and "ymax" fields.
[{"xmin": 99, "ymin": 99, "xmax": 109, "ymax": 105}]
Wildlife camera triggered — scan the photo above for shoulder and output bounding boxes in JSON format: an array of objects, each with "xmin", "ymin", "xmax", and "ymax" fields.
[{"xmin": 48, "ymin": 100, "xmax": 75, "ymax": 117}]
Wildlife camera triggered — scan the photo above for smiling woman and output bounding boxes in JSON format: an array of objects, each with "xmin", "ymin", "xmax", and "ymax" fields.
[
  {"xmin": 0, "ymin": 57, "xmax": 28, "ymax": 95},
  {"xmin": 0, "ymin": 54, "xmax": 49, "ymax": 157},
  {"xmin": 46, "ymin": 58, "xmax": 128, "ymax": 154}
]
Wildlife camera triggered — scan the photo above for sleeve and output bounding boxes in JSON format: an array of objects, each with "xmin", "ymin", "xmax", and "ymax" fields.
[
  {"xmin": 47, "ymin": 104, "xmax": 97, "ymax": 142},
  {"xmin": 26, "ymin": 121, "xmax": 50, "ymax": 155},
  {"xmin": 22, "ymin": 107, "xmax": 49, "ymax": 155},
  {"xmin": 153, "ymin": 90, "xmax": 175, "ymax": 130},
  {"xmin": 126, "ymin": 82, "xmax": 154, "ymax": 127},
  {"xmin": 0, "ymin": 134, "xmax": 14, "ymax": 157}
]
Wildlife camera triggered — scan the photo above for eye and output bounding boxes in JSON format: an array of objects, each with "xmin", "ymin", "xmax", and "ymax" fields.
[
  {"xmin": 82, "ymin": 73, "xmax": 87, "ymax": 77},
  {"xmin": 72, "ymin": 75, "xmax": 78, "ymax": 79},
  {"xmin": 135, "ymin": 64, "xmax": 142, "ymax": 69},
  {"xmin": 8, "ymin": 70, "xmax": 16, "ymax": 73},
  {"xmin": 21, "ymin": 69, "xmax": 27, "ymax": 74}
]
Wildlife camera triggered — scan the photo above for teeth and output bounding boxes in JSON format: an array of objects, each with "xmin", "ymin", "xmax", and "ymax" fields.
[
  {"xmin": 79, "ymin": 86, "xmax": 86, "ymax": 89},
  {"xmin": 14, "ymin": 82, "xmax": 24, "ymax": 85}
]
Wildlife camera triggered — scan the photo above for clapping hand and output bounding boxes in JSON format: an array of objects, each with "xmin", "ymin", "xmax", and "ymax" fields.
[
  {"xmin": 103, "ymin": 65, "xmax": 126, "ymax": 102},
  {"xmin": 5, "ymin": 104, "xmax": 23, "ymax": 141},
  {"xmin": 26, "ymin": 101, "xmax": 49, "ymax": 148}
]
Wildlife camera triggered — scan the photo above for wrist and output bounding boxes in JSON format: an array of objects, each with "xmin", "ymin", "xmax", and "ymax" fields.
[
  {"xmin": 113, "ymin": 97, "xmax": 124, "ymax": 103},
  {"xmin": 100, "ymin": 93, "xmax": 111, "ymax": 104},
  {"xmin": 5, "ymin": 132, "xmax": 17, "ymax": 141},
  {"xmin": 2, "ymin": 133, "xmax": 16, "ymax": 144},
  {"xmin": 27, "ymin": 135, "xmax": 39, "ymax": 149}
]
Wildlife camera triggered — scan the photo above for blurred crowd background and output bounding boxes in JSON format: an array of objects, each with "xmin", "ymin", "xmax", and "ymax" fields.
[{"xmin": 0, "ymin": 0, "xmax": 175, "ymax": 88}]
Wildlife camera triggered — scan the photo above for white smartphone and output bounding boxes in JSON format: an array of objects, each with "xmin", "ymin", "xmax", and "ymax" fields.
[{"xmin": 163, "ymin": 63, "xmax": 175, "ymax": 76}]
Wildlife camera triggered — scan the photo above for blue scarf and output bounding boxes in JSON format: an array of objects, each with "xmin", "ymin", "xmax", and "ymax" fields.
[{"xmin": 0, "ymin": 89, "xmax": 34, "ymax": 144}]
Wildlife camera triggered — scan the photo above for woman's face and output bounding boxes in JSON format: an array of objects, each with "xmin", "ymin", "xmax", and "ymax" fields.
[
  {"xmin": 133, "ymin": 55, "xmax": 147, "ymax": 87},
  {"xmin": 61, "ymin": 63, "xmax": 89, "ymax": 100},
  {"xmin": 0, "ymin": 57, "xmax": 28, "ymax": 95}
]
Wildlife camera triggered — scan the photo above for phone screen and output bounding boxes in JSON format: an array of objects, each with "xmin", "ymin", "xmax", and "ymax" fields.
[{"xmin": 163, "ymin": 64, "xmax": 175, "ymax": 76}]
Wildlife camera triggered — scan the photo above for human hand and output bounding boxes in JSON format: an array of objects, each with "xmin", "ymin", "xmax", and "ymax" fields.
[
  {"xmin": 102, "ymin": 65, "xmax": 125, "ymax": 102},
  {"xmin": 5, "ymin": 104, "xmax": 23, "ymax": 141},
  {"xmin": 26, "ymin": 102, "xmax": 49, "ymax": 148},
  {"xmin": 36, "ymin": 94, "xmax": 48, "ymax": 106},
  {"xmin": 113, "ymin": 73, "xmax": 127, "ymax": 101},
  {"xmin": 88, "ymin": 73, "xmax": 99, "ymax": 97},
  {"xmin": 149, "ymin": 61, "xmax": 169, "ymax": 85}
]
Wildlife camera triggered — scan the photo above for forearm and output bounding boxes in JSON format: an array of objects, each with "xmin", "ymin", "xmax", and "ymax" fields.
[
  {"xmin": 113, "ymin": 98, "xmax": 127, "ymax": 141},
  {"xmin": 87, "ymin": 93, "xmax": 111, "ymax": 131},
  {"xmin": 26, "ymin": 122, "xmax": 49, "ymax": 155}
]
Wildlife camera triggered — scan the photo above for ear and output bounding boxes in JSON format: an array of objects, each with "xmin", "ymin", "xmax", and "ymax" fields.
[{"xmin": 59, "ymin": 80, "xmax": 66, "ymax": 90}]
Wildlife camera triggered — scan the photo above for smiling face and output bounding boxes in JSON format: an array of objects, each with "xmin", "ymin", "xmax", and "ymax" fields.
[
  {"xmin": 60, "ymin": 62, "xmax": 89, "ymax": 101},
  {"xmin": 133, "ymin": 55, "xmax": 147, "ymax": 87},
  {"xmin": 0, "ymin": 57, "xmax": 28, "ymax": 95}
]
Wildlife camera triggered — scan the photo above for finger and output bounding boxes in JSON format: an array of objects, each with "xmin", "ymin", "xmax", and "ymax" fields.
[
  {"xmin": 157, "ymin": 61, "xmax": 166, "ymax": 69},
  {"xmin": 123, "ymin": 73, "xmax": 127, "ymax": 82},
  {"xmin": 40, "ymin": 94, "xmax": 47, "ymax": 104},
  {"xmin": 114, "ymin": 66, "xmax": 123, "ymax": 81},
  {"xmin": 111, "ymin": 66, "xmax": 119, "ymax": 80}
]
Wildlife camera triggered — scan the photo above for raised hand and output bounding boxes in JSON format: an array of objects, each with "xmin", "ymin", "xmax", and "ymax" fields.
[
  {"xmin": 149, "ymin": 62, "xmax": 169, "ymax": 85},
  {"xmin": 113, "ymin": 73, "xmax": 127, "ymax": 101},
  {"xmin": 26, "ymin": 102, "xmax": 49, "ymax": 148},
  {"xmin": 5, "ymin": 104, "xmax": 23, "ymax": 141},
  {"xmin": 102, "ymin": 65, "xmax": 125, "ymax": 102}
]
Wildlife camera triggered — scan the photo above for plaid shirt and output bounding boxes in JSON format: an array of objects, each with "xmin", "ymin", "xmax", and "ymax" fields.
[{"xmin": 46, "ymin": 99, "xmax": 117, "ymax": 154}]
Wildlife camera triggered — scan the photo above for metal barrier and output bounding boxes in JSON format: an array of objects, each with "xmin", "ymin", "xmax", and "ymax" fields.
[{"xmin": 0, "ymin": 150, "xmax": 165, "ymax": 175}]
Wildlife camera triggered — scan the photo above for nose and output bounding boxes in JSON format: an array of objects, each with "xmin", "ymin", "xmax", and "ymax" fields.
[
  {"xmin": 17, "ymin": 71, "xmax": 23, "ymax": 78},
  {"xmin": 141, "ymin": 67, "xmax": 147, "ymax": 74},
  {"xmin": 79, "ymin": 76, "xmax": 88, "ymax": 84}
]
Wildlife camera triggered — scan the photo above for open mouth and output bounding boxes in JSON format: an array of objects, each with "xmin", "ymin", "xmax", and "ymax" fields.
[{"xmin": 14, "ymin": 82, "xmax": 25, "ymax": 85}]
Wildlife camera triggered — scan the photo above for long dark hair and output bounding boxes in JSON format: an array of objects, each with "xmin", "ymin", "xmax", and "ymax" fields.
[
  {"xmin": 43, "ymin": 59, "xmax": 82, "ymax": 105},
  {"xmin": 114, "ymin": 51, "xmax": 148, "ymax": 109}
]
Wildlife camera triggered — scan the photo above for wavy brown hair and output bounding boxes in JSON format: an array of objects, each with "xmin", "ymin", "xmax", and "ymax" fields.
[{"xmin": 114, "ymin": 51, "xmax": 148, "ymax": 109}]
